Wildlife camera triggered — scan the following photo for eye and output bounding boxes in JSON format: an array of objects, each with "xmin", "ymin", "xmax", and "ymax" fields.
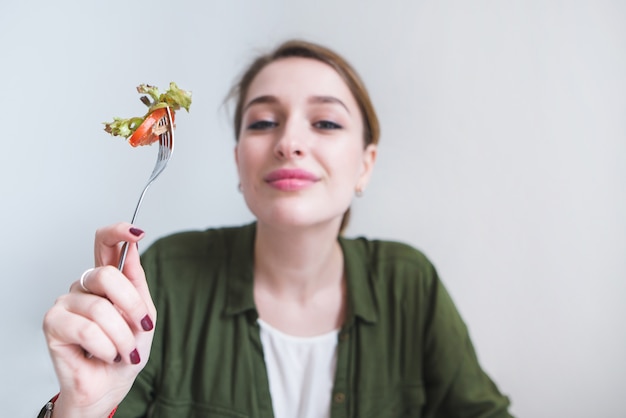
[
  {"xmin": 313, "ymin": 120, "xmax": 342, "ymax": 130},
  {"xmin": 247, "ymin": 120, "xmax": 278, "ymax": 130}
]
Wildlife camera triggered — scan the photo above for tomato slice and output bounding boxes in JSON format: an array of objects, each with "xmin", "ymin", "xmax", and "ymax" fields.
[{"xmin": 128, "ymin": 108, "xmax": 175, "ymax": 147}]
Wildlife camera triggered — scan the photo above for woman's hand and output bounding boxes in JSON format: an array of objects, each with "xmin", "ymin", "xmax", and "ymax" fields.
[{"xmin": 42, "ymin": 223, "xmax": 157, "ymax": 418}]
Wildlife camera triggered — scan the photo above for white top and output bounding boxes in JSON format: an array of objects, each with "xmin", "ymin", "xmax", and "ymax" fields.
[{"xmin": 258, "ymin": 319, "xmax": 339, "ymax": 418}]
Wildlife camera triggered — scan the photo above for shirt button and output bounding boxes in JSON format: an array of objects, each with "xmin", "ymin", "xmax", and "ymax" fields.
[{"xmin": 333, "ymin": 392, "xmax": 346, "ymax": 404}]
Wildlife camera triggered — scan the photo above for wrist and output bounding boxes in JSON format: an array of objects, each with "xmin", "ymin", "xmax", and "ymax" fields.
[
  {"xmin": 41, "ymin": 393, "xmax": 117, "ymax": 418},
  {"xmin": 42, "ymin": 394, "xmax": 59, "ymax": 418}
]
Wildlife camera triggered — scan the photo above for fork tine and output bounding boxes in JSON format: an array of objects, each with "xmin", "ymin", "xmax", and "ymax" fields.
[{"xmin": 165, "ymin": 134, "xmax": 172, "ymax": 155}]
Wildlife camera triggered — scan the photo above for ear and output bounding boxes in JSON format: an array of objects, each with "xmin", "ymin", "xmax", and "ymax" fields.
[
  {"xmin": 357, "ymin": 143, "xmax": 377, "ymax": 191},
  {"xmin": 234, "ymin": 144, "xmax": 240, "ymax": 169}
]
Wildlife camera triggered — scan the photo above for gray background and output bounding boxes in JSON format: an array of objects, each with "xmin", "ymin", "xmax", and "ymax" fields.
[{"xmin": 1, "ymin": 1, "xmax": 625, "ymax": 417}]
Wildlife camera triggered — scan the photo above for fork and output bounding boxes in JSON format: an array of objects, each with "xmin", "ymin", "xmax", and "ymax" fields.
[{"xmin": 117, "ymin": 106, "xmax": 175, "ymax": 270}]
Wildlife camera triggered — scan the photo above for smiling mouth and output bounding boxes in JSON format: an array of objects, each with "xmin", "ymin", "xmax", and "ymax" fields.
[{"xmin": 264, "ymin": 168, "xmax": 319, "ymax": 191}]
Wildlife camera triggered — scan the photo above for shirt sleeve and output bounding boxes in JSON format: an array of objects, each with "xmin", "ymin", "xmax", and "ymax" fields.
[{"xmin": 421, "ymin": 268, "xmax": 514, "ymax": 417}]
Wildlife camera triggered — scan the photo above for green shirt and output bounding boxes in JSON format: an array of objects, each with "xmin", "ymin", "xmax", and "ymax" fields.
[{"xmin": 114, "ymin": 223, "xmax": 512, "ymax": 417}]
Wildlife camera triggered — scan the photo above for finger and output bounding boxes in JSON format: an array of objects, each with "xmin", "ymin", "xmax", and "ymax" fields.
[
  {"xmin": 72, "ymin": 266, "xmax": 155, "ymax": 334},
  {"xmin": 94, "ymin": 224, "xmax": 151, "ymax": 305},
  {"xmin": 60, "ymin": 292, "xmax": 141, "ymax": 364},
  {"xmin": 94, "ymin": 223, "xmax": 145, "ymax": 267},
  {"xmin": 44, "ymin": 303, "xmax": 121, "ymax": 364},
  {"xmin": 92, "ymin": 222, "xmax": 154, "ymax": 312}
]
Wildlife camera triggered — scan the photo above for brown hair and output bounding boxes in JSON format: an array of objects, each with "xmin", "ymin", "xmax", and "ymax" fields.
[{"xmin": 228, "ymin": 39, "xmax": 380, "ymax": 233}]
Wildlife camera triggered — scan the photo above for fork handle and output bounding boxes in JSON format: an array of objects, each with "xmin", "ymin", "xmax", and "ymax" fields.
[
  {"xmin": 118, "ymin": 181, "xmax": 152, "ymax": 270},
  {"xmin": 118, "ymin": 242, "xmax": 131, "ymax": 270}
]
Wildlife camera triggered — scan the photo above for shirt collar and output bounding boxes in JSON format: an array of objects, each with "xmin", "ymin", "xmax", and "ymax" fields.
[
  {"xmin": 339, "ymin": 236, "xmax": 379, "ymax": 325},
  {"xmin": 223, "ymin": 222, "xmax": 257, "ymax": 317}
]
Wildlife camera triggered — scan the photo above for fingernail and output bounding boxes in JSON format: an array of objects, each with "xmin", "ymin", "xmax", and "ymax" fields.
[
  {"xmin": 141, "ymin": 314, "xmax": 154, "ymax": 331},
  {"xmin": 114, "ymin": 353, "xmax": 122, "ymax": 363},
  {"xmin": 129, "ymin": 227, "xmax": 144, "ymax": 236},
  {"xmin": 130, "ymin": 349, "xmax": 141, "ymax": 365}
]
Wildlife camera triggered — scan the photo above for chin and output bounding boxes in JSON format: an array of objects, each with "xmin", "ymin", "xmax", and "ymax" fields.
[
  {"xmin": 254, "ymin": 209, "xmax": 342, "ymax": 232},
  {"xmin": 247, "ymin": 196, "xmax": 348, "ymax": 229}
]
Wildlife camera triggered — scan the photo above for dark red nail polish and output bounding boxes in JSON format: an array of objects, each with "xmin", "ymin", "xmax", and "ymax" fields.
[
  {"xmin": 130, "ymin": 349, "xmax": 141, "ymax": 365},
  {"xmin": 129, "ymin": 227, "xmax": 144, "ymax": 236},
  {"xmin": 114, "ymin": 353, "xmax": 122, "ymax": 363},
  {"xmin": 141, "ymin": 314, "xmax": 154, "ymax": 331}
]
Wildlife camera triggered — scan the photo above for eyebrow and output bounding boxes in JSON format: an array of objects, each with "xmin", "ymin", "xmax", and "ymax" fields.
[
  {"xmin": 308, "ymin": 96, "xmax": 350, "ymax": 114},
  {"xmin": 243, "ymin": 95, "xmax": 350, "ymax": 114},
  {"xmin": 243, "ymin": 95, "xmax": 279, "ymax": 112}
]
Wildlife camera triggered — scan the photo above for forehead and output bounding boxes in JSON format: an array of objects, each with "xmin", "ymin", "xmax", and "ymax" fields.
[{"xmin": 245, "ymin": 57, "xmax": 356, "ymax": 107}]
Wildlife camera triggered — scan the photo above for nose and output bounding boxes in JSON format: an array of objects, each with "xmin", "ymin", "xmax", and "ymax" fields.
[{"xmin": 274, "ymin": 121, "xmax": 306, "ymax": 159}]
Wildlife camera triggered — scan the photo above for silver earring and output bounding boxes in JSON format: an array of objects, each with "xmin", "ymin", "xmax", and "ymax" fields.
[
  {"xmin": 355, "ymin": 187, "xmax": 364, "ymax": 197},
  {"xmin": 238, "ymin": 183, "xmax": 243, "ymax": 193}
]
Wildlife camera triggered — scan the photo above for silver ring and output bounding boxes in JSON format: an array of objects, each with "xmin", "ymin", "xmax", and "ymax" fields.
[{"xmin": 79, "ymin": 268, "xmax": 95, "ymax": 293}]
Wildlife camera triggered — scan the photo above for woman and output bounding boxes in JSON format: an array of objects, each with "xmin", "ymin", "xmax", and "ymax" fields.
[{"xmin": 40, "ymin": 40, "xmax": 513, "ymax": 417}]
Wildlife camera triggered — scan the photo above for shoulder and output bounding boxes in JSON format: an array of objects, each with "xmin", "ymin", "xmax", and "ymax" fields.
[
  {"xmin": 341, "ymin": 235, "xmax": 440, "ymax": 297},
  {"xmin": 342, "ymin": 235, "xmax": 436, "ymax": 274},
  {"xmin": 142, "ymin": 222, "xmax": 255, "ymax": 261},
  {"xmin": 139, "ymin": 223, "xmax": 255, "ymax": 293}
]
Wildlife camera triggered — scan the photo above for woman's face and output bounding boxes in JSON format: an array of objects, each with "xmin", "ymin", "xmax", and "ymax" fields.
[{"xmin": 235, "ymin": 57, "xmax": 377, "ymax": 231}]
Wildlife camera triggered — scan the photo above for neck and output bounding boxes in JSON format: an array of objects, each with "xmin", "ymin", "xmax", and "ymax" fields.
[{"xmin": 253, "ymin": 221, "xmax": 344, "ymax": 299}]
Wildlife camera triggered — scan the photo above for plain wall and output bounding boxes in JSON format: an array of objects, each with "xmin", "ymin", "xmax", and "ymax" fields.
[{"xmin": 1, "ymin": 1, "xmax": 624, "ymax": 417}]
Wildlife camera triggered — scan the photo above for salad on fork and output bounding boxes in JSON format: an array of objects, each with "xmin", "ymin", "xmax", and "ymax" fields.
[{"xmin": 104, "ymin": 82, "xmax": 192, "ymax": 147}]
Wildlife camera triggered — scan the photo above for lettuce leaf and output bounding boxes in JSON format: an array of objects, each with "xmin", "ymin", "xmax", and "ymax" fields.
[{"xmin": 104, "ymin": 82, "xmax": 192, "ymax": 139}]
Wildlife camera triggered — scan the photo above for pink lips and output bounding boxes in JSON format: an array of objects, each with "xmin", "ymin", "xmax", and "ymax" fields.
[{"xmin": 264, "ymin": 168, "xmax": 319, "ymax": 191}]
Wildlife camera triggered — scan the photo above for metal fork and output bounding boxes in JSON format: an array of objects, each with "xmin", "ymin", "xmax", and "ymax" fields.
[{"xmin": 117, "ymin": 106, "xmax": 175, "ymax": 270}]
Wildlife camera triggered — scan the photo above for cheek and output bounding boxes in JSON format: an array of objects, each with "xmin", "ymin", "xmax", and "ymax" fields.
[
  {"xmin": 336, "ymin": 143, "xmax": 366, "ymax": 178},
  {"xmin": 236, "ymin": 142, "xmax": 261, "ymax": 176}
]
